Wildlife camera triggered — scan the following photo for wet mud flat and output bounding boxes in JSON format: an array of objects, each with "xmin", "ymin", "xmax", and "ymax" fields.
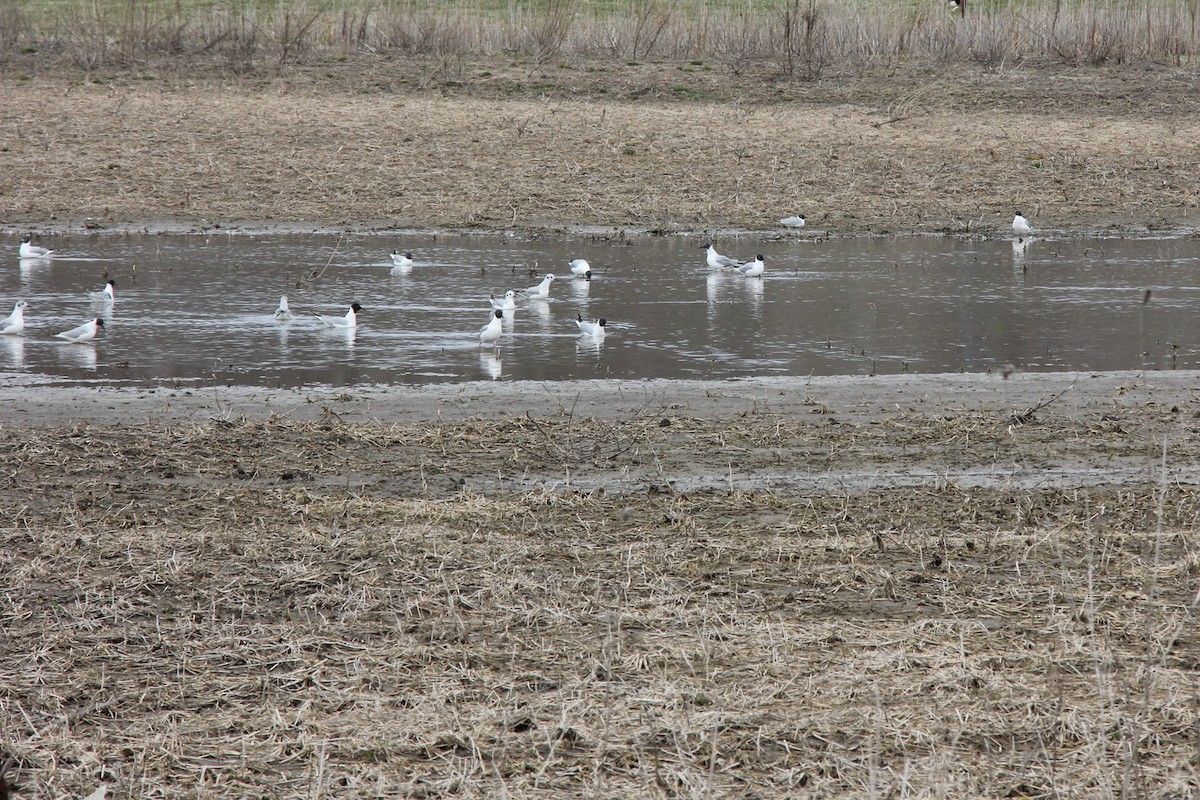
[{"xmin": 2, "ymin": 371, "xmax": 1200, "ymax": 797}]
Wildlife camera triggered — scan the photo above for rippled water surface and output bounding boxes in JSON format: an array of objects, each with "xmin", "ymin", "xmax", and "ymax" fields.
[{"xmin": 3, "ymin": 231, "xmax": 1199, "ymax": 387}]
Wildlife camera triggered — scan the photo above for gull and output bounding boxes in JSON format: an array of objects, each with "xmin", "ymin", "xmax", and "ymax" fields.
[
  {"xmin": 479, "ymin": 309, "xmax": 504, "ymax": 348},
  {"xmin": 0, "ymin": 301, "xmax": 28, "ymax": 335},
  {"xmin": 56, "ymin": 317, "xmax": 105, "ymax": 343},
  {"xmin": 391, "ymin": 250, "xmax": 414, "ymax": 268},
  {"xmin": 702, "ymin": 243, "xmax": 740, "ymax": 269},
  {"xmin": 1012, "ymin": 212, "xmax": 1033, "ymax": 239},
  {"xmin": 575, "ymin": 313, "xmax": 607, "ymax": 339},
  {"xmin": 569, "ymin": 258, "xmax": 592, "ymax": 278},
  {"xmin": 779, "ymin": 215, "xmax": 806, "ymax": 228},
  {"xmin": 274, "ymin": 295, "xmax": 292, "ymax": 320},
  {"xmin": 316, "ymin": 302, "xmax": 362, "ymax": 328},
  {"xmin": 18, "ymin": 236, "xmax": 53, "ymax": 259},
  {"xmin": 520, "ymin": 274, "xmax": 556, "ymax": 300},
  {"xmin": 736, "ymin": 254, "xmax": 766, "ymax": 277},
  {"xmin": 87, "ymin": 279, "xmax": 116, "ymax": 303},
  {"xmin": 490, "ymin": 290, "xmax": 517, "ymax": 311}
]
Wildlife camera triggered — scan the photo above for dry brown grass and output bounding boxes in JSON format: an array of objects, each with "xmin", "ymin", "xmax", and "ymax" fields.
[
  {"xmin": 1, "ymin": 61, "xmax": 1199, "ymax": 235},
  {"xmin": 2, "ymin": 0, "xmax": 1198, "ymax": 72},
  {"xmin": 2, "ymin": 407, "xmax": 1199, "ymax": 798}
]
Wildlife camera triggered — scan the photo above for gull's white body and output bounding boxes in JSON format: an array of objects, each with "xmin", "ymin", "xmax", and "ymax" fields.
[
  {"xmin": 736, "ymin": 255, "xmax": 766, "ymax": 277},
  {"xmin": 274, "ymin": 295, "xmax": 292, "ymax": 319},
  {"xmin": 479, "ymin": 309, "xmax": 504, "ymax": 346},
  {"xmin": 391, "ymin": 250, "xmax": 414, "ymax": 268},
  {"xmin": 576, "ymin": 313, "xmax": 606, "ymax": 339},
  {"xmin": 569, "ymin": 258, "xmax": 591, "ymax": 277},
  {"xmin": 57, "ymin": 317, "xmax": 104, "ymax": 343},
  {"xmin": 317, "ymin": 303, "xmax": 361, "ymax": 328},
  {"xmin": 779, "ymin": 215, "xmax": 807, "ymax": 228},
  {"xmin": 19, "ymin": 237, "xmax": 53, "ymax": 259},
  {"xmin": 1012, "ymin": 213, "xmax": 1033, "ymax": 238},
  {"xmin": 490, "ymin": 290, "xmax": 517, "ymax": 311},
  {"xmin": 521, "ymin": 274, "xmax": 556, "ymax": 300},
  {"xmin": 88, "ymin": 280, "xmax": 116, "ymax": 303},
  {"xmin": 0, "ymin": 301, "xmax": 28, "ymax": 335},
  {"xmin": 703, "ymin": 244, "xmax": 740, "ymax": 270}
]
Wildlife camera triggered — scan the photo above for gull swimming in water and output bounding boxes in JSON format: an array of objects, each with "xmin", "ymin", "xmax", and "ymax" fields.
[
  {"xmin": 87, "ymin": 280, "xmax": 116, "ymax": 303},
  {"xmin": 736, "ymin": 255, "xmax": 766, "ymax": 277},
  {"xmin": 18, "ymin": 236, "xmax": 53, "ymax": 259},
  {"xmin": 0, "ymin": 301, "xmax": 28, "ymax": 335},
  {"xmin": 520, "ymin": 274, "xmax": 556, "ymax": 300},
  {"xmin": 274, "ymin": 295, "xmax": 292, "ymax": 320},
  {"xmin": 391, "ymin": 250, "xmax": 414, "ymax": 268},
  {"xmin": 316, "ymin": 302, "xmax": 362, "ymax": 328},
  {"xmin": 1012, "ymin": 212, "xmax": 1033, "ymax": 240},
  {"xmin": 57, "ymin": 317, "xmax": 105, "ymax": 343},
  {"xmin": 479, "ymin": 309, "xmax": 504, "ymax": 347},
  {"xmin": 490, "ymin": 290, "xmax": 517, "ymax": 311},
  {"xmin": 569, "ymin": 258, "xmax": 592, "ymax": 278},
  {"xmin": 779, "ymin": 215, "xmax": 806, "ymax": 228},
  {"xmin": 702, "ymin": 243, "xmax": 740, "ymax": 270},
  {"xmin": 575, "ymin": 313, "xmax": 607, "ymax": 339}
]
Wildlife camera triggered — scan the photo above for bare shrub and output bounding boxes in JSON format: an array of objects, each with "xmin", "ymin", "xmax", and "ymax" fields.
[{"xmin": 778, "ymin": 0, "xmax": 830, "ymax": 80}]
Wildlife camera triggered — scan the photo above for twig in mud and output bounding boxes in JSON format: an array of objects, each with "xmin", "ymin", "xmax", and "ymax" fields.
[
  {"xmin": 1009, "ymin": 380, "xmax": 1076, "ymax": 424},
  {"xmin": 295, "ymin": 234, "xmax": 343, "ymax": 288}
]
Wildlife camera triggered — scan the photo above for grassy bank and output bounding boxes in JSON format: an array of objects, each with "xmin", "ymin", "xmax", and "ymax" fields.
[{"xmin": 2, "ymin": 0, "xmax": 1197, "ymax": 75}]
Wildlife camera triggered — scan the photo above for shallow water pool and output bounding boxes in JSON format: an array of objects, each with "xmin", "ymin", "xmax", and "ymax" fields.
[{"xmin": 2, "ymin": 231, "xmax": 1198, "ymax": 387}]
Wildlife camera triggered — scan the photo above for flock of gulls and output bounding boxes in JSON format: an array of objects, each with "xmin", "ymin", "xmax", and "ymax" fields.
[
  {"xmin": 8, "ymin": 237, "xmax": 115, "ymax": 343},
  {"xmin": 7, "ymin": 211, "xmax": 1038, "ymax": 359}
]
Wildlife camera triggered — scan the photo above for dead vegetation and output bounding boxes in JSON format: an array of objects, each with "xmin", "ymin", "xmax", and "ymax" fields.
[
  {"xmin": 2, "ymin": 406, "xmax": 1199, "ymax": 798},
  {"xmin": 1, "ymin": 60, "xmax": 1198, "ymax": 236}
]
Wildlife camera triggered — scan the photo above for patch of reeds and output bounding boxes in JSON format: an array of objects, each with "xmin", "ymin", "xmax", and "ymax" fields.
[{"xmin": 1, "ymin": 0, "xmax": 1196, "ymax": 75}]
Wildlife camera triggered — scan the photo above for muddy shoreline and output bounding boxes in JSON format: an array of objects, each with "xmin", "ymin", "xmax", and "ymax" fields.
[{"xmin": 3, "ymin": 61, "xmax": 1199, "ymax": 238}]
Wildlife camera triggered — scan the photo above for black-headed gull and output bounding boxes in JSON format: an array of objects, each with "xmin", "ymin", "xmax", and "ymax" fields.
[
  {"xmin": 18, "ymin": 236, "xmax": 53, "ymax": 259},
  {"xmin": 779, "ymin": 215, "xmax": 806, "ymax": 228},
  {"xmin": 520, "ymin": 274, "xmax": 556, "ymax": 300},
  {"xmin": 479, "ymin": 309, "xmax": 504, "ymax": 347},
  {"xmin": 736, "ymin": 255, "xmax": 766, "ymax": 277},
  {"xmin": 702, "ymin": 243, "xmax": 740, "ymax": 270},
  {"xmin": 391, "ymin": 250, "xmax": 414, "ymax": 268},
  {"xmin": 316, "ymin": 302, "xmax": 362, "ymax": 328},
  {"xmin": 490, "ymin": 290, "xmax": 517, "ymax": 311},
  {"xmin": 274, "ymin": 295, "xmax": 292, "ymax": 320},
  {"xmin": 57, "ymin": 317, "xmax": 105, "ymax": 343},
  {"xmin": 569, "ymin": 258, "xmax": 592, "ymax": 278},
  {"xmin": 0, "ymin": 301, "xmax": 28, "ymax": 335},
  {"xmin": 1012, "ymin": 212, "xmax": 1033, "ymax": 239},
  {"xmin": 87, "ymin": 280, "xmax": 116, "ymax": 303},
  {"xmin": 575, "ymin": 313, "xmax": 607, "ymax": 338}
]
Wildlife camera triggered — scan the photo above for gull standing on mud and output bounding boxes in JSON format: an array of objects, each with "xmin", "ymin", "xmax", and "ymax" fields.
[
  {"xmin": 0, "ymin": 301, "xmax": 28, "ymax": 335},
  {"xmin": 478, "ymin": 309, "xmax": 504, "ymax": 348},
  {"xmin": 56, "ymin": 317, "xmax": 105, "ymax": 343},
  {"xmin": 1012, "ymin": 212, "xmax": 1033, "ymax": 240},
  {"xmin": 779, "ymin": 215, "xmax": 806, "ymax": 229},
  {"xmin": 520, "ymin": 274, "xmax": 556, "ymax": 300},
  {"xmin": 274, "ymin": 295, "xmax": 293, "ymax": 320},
  {"xmin": 702, "ymin": 243, "xmax": 740, "ymax": 270},
  {"xmin": 87, "ymin": 280, "xmax": 116, "ymax": 303},
  {"xmin": 316, "ymin": 302, "xmax": 362, "ymax": 328},
  {"xmin": 735, "ymin": 254, "xmax": 766, "ymax": 277},
  {"xmin": 18, "ymin": 236, "xmax": 53, "ymax": 259}
]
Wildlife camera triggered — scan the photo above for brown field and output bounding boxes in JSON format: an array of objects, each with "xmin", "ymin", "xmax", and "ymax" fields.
[
  {"xmin": 1, "ymin": 58, "xmax": 1199, "ymax": 236},
  {"xmin": 2, "ymin": 56, "xmax": 1200, "ymax": 799}
]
